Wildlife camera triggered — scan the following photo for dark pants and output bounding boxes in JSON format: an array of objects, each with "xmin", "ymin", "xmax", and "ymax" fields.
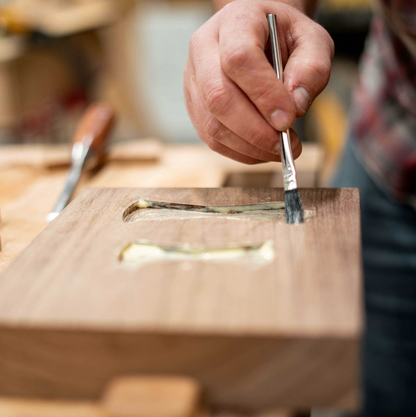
[{"xmin": 331, "ymin": 139, "xmax": 416, "ymax": 416}]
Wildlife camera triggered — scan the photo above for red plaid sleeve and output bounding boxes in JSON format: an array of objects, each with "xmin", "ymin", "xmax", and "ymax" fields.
[{"xmin": 351, "ymin": 8, "xmax": 416, "ymax": 202}]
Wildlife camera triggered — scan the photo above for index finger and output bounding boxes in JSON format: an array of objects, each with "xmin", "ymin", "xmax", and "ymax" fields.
[{"xmin": 218, "ymin": 6, "xmax": 297, "ymax": 131}]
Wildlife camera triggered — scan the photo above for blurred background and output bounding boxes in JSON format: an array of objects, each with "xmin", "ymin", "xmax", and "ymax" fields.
[{"xmin": 0, "ymin": 0, "xmax": 372, "ymax": 182}]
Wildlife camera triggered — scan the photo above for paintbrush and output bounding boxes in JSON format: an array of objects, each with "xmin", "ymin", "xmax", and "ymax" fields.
[{"xmin": 267, "ymin": 14, "xmax": 304, "ymax": 224}]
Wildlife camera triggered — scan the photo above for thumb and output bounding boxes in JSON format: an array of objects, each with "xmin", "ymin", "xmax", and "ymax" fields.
[{"xmin": 283, "ymin": 22, "xmax": 334, "ymax": 116}]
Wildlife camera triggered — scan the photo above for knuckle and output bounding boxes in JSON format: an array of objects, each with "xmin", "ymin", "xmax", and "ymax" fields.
[
  {"xmin": 309, "ymin": 59, "xmax": 331, "ymax": 86},
  {"xmin": 248, "ymin": 125, "xmax": 276, "ymax": 150},
  {"xmin": 203, "ymin": 82, "xmax": 233, "ymax": 117},
  {"xmin": 183, "ymin": 63, "xmax": 191, "ymax": 88},
  {"xmin": 206, "ymin": 137, "xmax": 222, "ymax": 153},
  {"xmin": 203, "ymin": 116, "xmax": 224, "ymax": 140},
  {"xmin": 183, "ymin": 85, "xmax": 191, "ymax": 103},
  {"xmin": 221, "ymin": 1, "xmax": 237, "ymax": 14},
  {"xmin": 328, "ymin": 35, "xmax": 335, "ymax": 59},
  {"xmin": 183, "ymin": 62, "xmax": 189, "ymax": 80},
  {"xmin": 184, "ymin": 88, "xmax": 193, "ymax": 111},
  {"xmin": 314, "ymin": 24, "xmax": 335, "ymax": 59},
  {"xmin": 222, "ymin": 44, "xmax": 253, "ymax": 74},
  {"xmin": 250, "ymin": 86, "xmax": 276, "ymax": 106},
  {"xmin": 221, "ymin": 2, "xmax": 249, "ymax": 23},
  {"xmin": 189, "ymin": 30, "xmax": 202, "ymax": 54},
  {"xmin": 301, "ymin": 49, "xmax": 331, "ymax": 90}
]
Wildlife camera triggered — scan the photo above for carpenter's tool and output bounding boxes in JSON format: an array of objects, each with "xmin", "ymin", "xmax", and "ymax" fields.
[
  {"xmin": 46, "ymin": 102, "xmax": 115, "ymax": 223},
  {"xmin": 267, "ymin": 14, "xmax": 304, "ymax": 224}
]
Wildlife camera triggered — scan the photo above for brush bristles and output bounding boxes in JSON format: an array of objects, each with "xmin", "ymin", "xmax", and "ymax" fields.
[{"xmin": 285, "ymin": 189, "xmax": 304, "ymax": 224}]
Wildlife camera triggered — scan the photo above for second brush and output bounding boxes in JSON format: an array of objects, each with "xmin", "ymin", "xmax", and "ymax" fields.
[{"xmin": 267, "ymin": 14, "xmax": 304, "ymax": 224}]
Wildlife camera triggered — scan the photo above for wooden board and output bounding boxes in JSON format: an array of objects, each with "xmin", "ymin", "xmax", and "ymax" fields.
[
  {"xmin": 0, "ymin": 142, "xmax": 322, "ymax": 273},
  {"xmin": 0, "ymin": 139, "xmax": 163, "ymax": 169},
  {"xmin": 0, "ymin": 188, "xmax": 362, "ymax": 411}
]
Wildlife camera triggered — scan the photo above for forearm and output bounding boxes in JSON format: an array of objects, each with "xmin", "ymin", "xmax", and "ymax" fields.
[{"xmin": 213, "ymin": 0, "xmax": 318, "ymax": 16}]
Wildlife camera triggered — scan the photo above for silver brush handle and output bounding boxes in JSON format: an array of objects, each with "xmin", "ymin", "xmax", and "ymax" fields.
[{"xmin": 267, "ymin": 14, "xmax": 298, "ymax": 191}]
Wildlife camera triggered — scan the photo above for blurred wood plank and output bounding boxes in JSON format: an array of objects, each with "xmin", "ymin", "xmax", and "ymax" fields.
[
  {"xmin": 0, "ymin": 375, "xmax": 201, "ymax": 417},
  {"xmin": 0, "ymin": 139, "xmax": 163, "ymax": 169},
  {"xmin": 7, "ymin": 0, "xmax": 118, "ymax": 37},
  {"xmin": 0, "ymin": 399, "xmax": 103, "ymax": 417}
]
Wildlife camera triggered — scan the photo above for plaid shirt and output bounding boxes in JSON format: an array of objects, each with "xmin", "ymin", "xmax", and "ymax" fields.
[{"xmin": 351, "ymin": 1, "xmax": 416, "ymax": 203}]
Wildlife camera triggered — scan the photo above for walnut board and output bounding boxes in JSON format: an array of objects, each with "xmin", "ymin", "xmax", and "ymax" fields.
[
  {"xmin": 0, "ymin": 188, "xmax": 362, "ymax": 411},
  {"xmin": 0, "ymin": 143, "xmax": 322, "ymax": 273}
]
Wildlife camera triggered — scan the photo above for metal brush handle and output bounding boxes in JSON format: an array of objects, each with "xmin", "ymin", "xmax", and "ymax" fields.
[{"xmin": 267, "ymin": 14, "xmax": 298, "ymax": 191}]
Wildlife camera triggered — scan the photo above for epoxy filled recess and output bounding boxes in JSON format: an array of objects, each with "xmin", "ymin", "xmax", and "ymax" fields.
[
  {"xmin": 123, "ymin": 199, "xmax": 314, "ymax": 223},
  {"xmin": 118, "ymin": 240, "xmax": 274, "ymax": 268},
  {"xmin": 123, "ymin": 199, "xmax": 288, "ymax": 223}
]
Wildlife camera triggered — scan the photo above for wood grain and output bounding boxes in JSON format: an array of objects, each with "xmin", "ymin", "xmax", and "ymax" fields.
[{"xmin": 0, "ymin": 188, "xmax": 362, "ymax": 411}]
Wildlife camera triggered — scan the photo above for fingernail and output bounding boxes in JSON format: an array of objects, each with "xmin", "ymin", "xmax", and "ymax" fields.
[
  {"xmin": 270, "ymin": 110, "xmax": 290, "ymax": 131},
  {"xmin": 293, "ymin": 87, "xmax": 311, "ymax": 113}
]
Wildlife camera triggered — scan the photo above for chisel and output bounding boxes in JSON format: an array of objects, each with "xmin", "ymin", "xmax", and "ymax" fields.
[{"xmin": 46, "ymin": 102, "xmax": 115, "ymax": 223}]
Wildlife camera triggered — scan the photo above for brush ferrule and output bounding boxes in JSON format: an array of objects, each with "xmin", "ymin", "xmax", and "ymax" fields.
[{"xmin": 283, "ymin": 176, "xmax": 298, "ymax": 191}]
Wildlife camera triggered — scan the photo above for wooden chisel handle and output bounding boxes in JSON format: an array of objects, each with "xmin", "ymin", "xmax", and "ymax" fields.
[{"xmin": 72, "ymin": 102, "xmax": 115, "ymax": 163}]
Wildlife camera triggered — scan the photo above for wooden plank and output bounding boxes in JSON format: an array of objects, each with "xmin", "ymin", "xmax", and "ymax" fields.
[
  {"xmin": 0, "ymin": 188, "xmax": 362, "ymax": 411},
  {"xmin": 0, "ymin": 143, "xmax": 322, "ymax": 272},
  {"xmin": 0, "ymin": 139, "xmax": 163, "ymax": 169}
]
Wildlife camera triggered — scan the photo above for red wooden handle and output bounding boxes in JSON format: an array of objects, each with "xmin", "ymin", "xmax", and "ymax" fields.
[{"xmin": 72, "ymin": 102, "xmax": 115, "ymax": 159}]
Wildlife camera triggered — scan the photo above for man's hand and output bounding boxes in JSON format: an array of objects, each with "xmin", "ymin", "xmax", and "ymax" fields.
[{"xmin": 184, "ymin": 0, "xmax": 334, "ymax": 164}]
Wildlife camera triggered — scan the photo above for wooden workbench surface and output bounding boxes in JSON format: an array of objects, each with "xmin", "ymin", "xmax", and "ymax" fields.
[{"xmin": 0, "ymin": 139, "xmax": 322, "ymax": 273}]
